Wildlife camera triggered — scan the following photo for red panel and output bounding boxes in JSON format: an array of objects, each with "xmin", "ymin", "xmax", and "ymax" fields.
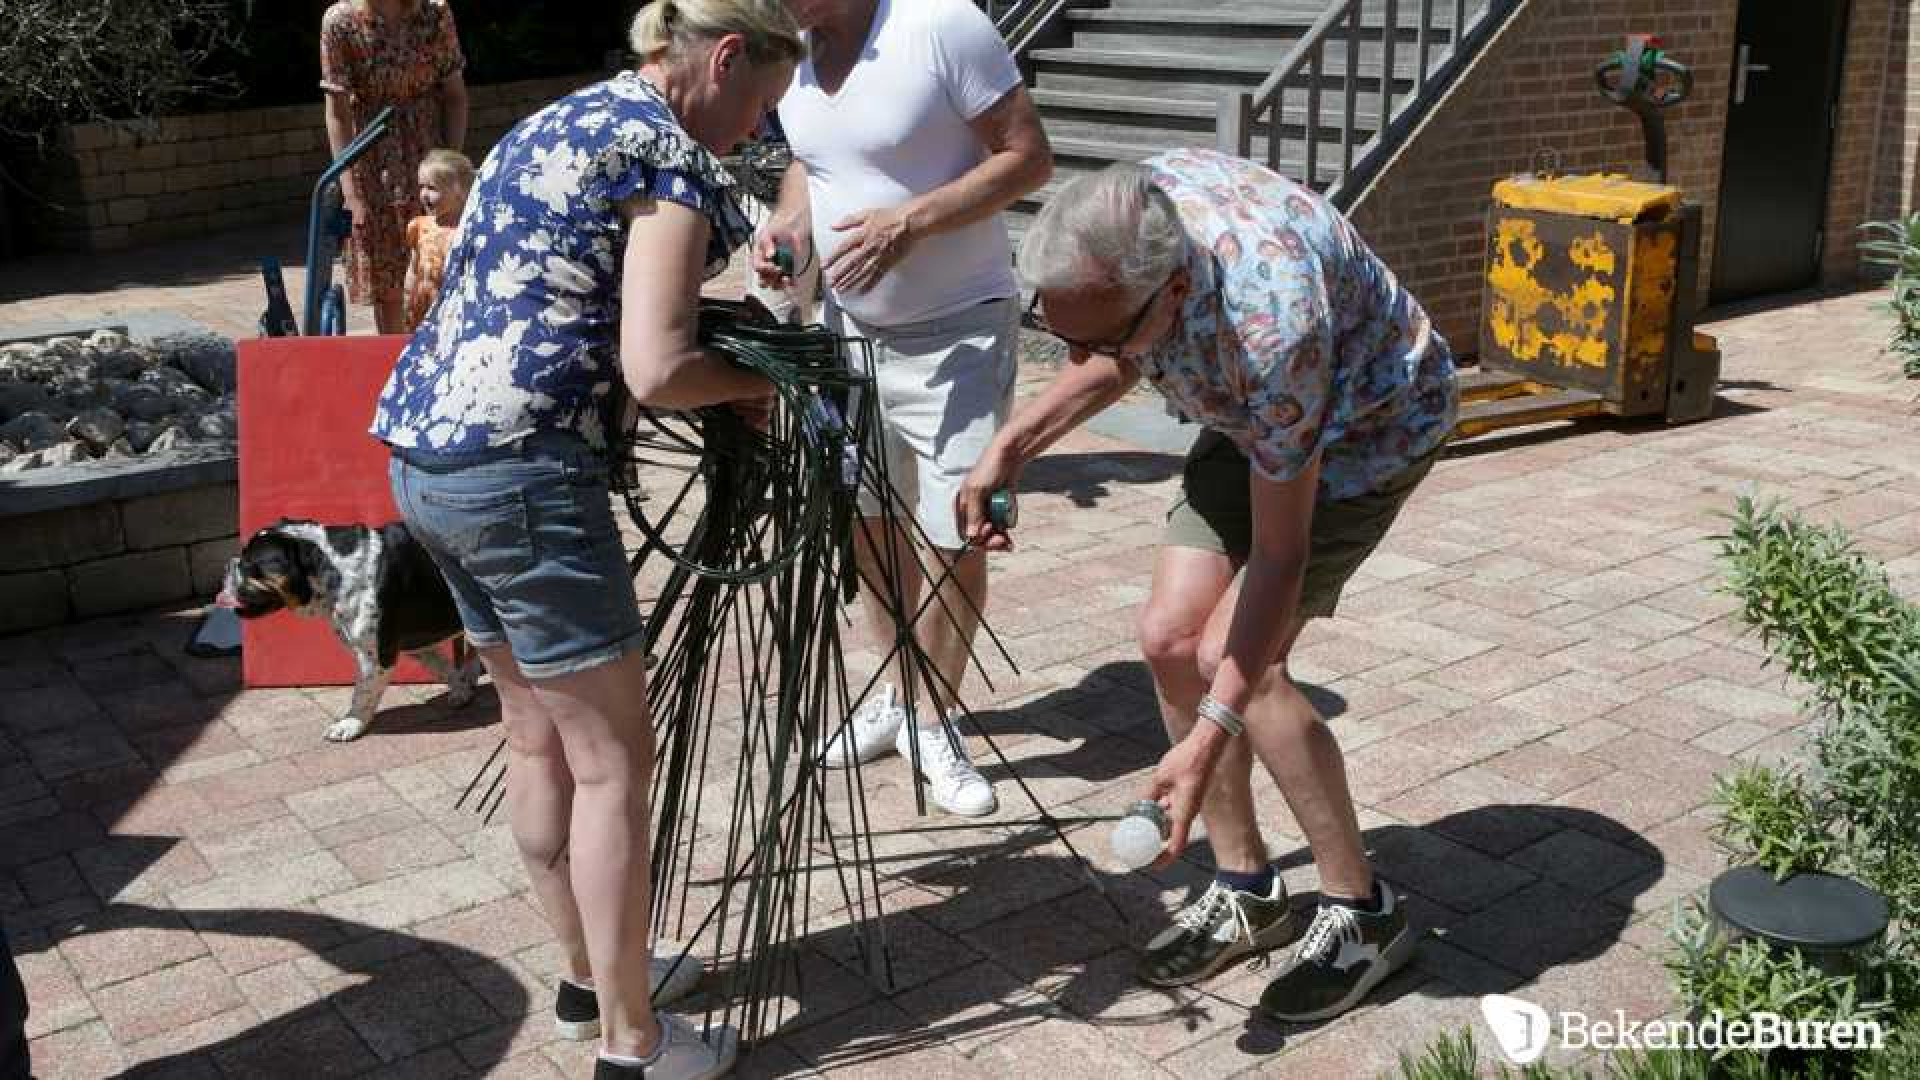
[{"xmin": 237, "ymin": 335, "xmax": 438, "ymax": 688}]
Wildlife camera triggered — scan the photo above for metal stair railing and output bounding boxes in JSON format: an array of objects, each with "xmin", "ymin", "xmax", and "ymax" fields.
[
  {"xmin": 1216, "ymin": 0, "xmax": 1519, "ymax": 208},
  {"xmin": 977, "ymin": 0, "xmax": 1083, "ymax": 58}
]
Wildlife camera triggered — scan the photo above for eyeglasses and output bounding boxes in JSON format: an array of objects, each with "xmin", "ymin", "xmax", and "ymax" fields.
[{"xmin": 1026, "ymin": 284, "xmax": 1165, "ymax": 356}]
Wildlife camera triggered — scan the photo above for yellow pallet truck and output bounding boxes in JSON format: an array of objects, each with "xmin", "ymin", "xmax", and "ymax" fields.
[{"xmin": 1458, "ymin": 36, "xmax": 1721, "ymax": 439}]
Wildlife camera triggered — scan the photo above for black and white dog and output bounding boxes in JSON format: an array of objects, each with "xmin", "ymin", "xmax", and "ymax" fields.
[{"xmin": 218, "ymin": 519, "xmax": 480, "ymax": 742}]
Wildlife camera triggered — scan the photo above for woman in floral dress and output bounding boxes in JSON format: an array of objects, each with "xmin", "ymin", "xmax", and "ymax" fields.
[{"xmin": 320, "ymin": 0, "xmax": 469, "ymax": 334}]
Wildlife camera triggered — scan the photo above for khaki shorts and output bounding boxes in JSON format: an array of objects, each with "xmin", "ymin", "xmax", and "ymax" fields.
[
  {"xmin": 826, "ymin": 298, "xmax": 1019, "ymax": 550},
  {"xmin": 1164, "ymin": 429, "xmax": 1441, "ymax": 618}
]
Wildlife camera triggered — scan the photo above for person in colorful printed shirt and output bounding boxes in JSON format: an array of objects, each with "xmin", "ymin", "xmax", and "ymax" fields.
[
  {"xmin": 372, "ymin": 4, "xmax": 802, "ymax": 1078},
  {"xmin": 959, "ymin": 149, "xmax": 1457, "ymax": 1024}
]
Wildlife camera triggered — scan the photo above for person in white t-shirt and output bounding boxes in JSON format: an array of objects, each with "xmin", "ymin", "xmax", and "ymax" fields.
[{"xmin": 758, "ymin": 0, "xmax": 1051, "ymax": 816}]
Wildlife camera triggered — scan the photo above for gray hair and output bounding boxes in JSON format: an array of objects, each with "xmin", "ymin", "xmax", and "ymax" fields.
[
  {"xmin": 1017, "ymin": 164, "xmax": 1187, "ymax": 300},
  {"xmin": 629, "ymin": 0, "xmax": 804, "ymax": 67}
]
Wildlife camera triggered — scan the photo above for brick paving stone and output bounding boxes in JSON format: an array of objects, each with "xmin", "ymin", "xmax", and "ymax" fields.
[
  {"xmin": 1402, "ymin": 704, "xmax": 1564, "ymax": 763},
  {"xmin": 1543, "ymin": 716, "xmax": 1632, "ymax": 755},
  {"xmin": 326, "ymin": 950, "xmax": 503, "ymax": 1063},
  {"xmin": 27, "ymin": 1020, "xmax": 128, "ymax": 1080},
  {"xmin": 1446, "ymin": 879, "xmax": 1628, "ymax": 972},
  {"xmin": 1376, "ymin": 769, "xmax": 1557, "ymax": 858},
  {"xmin": 233, "ymin": 959, "xmax": 322, "ymax": 1022},
  {"xmin": 55, "ymin": 905, "xmax": 209, "ymax": 990},
  {"xmin": 1366, "ymin": 823, "xmax": 1537, "ymax": 914},
  {"xmin": 416, "ymin": 894, "xmax": 553, "ymax": 963},
  {"xmin": 1507, "ymin": 827, "xmax": 1662, "ymax": 897},
  {"xmin": 171, "ymin": 849, "xmax": 358, "ymax": 916},
  {"xmin": 211, "ymin": 1008, "xmax": 383, "ymax": 1079},
  {"xmin": 1551, "ymin": 769, "xmax": 1709, "ymax": 835},
  {"xmin": 194, "ymin": 813, "xmax": 325, "ymax": 875},
  {"xmin": 1605, "ymin": 693, "xmax": 1730, "ymax": 742},
  {"xmin": 17, "ymin": 947, "xmax": 95, "ymax": 1038},
  {"xmin": 1422, "ymin": 649, "xmax": 1572, "ymax": 700},
  {"xmin": 1342, "ymin": 737, "xmax": 1471, "ymax": 805},
  {"xmin": 90, "ymin": 954, "xmax": 246, "ymax": 1044},
  {"xmin": 315, "ymin": 859, "xmax": 511, "ymax": 932},
  {"xmin": 335, "ymin": 822, "xmax": 467, "ymax": 883},
  {"xmin": 119, "ymin": 1004, "xmax": 260, "ymax": 1067},
  {"xmin": 1586, "ymin": 730, "xmax": 1732, "ymax": 793},
  {"xmin": 1664, "ymin": 675, "xmax": 1801, "ymax": 723},
  {"xmin": 1689, "ymin": 718, "xmax": 1774, "ymax": 757}
]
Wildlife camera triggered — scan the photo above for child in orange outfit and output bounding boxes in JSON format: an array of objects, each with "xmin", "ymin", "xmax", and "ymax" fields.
[{"xmin": 403, "ymin": 148, "xmax": 474, "ymax": 330}]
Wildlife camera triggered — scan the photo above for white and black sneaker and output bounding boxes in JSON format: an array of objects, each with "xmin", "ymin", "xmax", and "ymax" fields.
[
  {"xmin": 1257, "ymin": 882, "xmax": 1415, "ymax": 1023},
  {"xmin": 553, "ymin": 949, "xmax": 705, "ymax": 1040},
  {"xmin": 1137, "ymin": 877, "xmax": 1294, "ymax": 987}
]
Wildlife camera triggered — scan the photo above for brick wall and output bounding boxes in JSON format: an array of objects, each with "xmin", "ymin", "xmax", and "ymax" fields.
[
  {"xmin": 1865, "ymin": 1, "xmax": 1919, "ymax": 228},
  {"xmin": 1825, "ymin": 0, "xmax": 1899, "ymax": 280},
  {"xmin": 0, "ymin": 483, "xmax": 237, "ymax": 635},
  {"xmin": 1349, "ymin": 0, "xmax": 1740, "ymax": 349},
  {"xmin": 12, "ymin": 73, "xmax": 596, "ymax": 254}
]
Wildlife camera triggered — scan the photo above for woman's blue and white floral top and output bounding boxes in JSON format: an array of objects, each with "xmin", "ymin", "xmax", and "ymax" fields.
[
  {"xmin": 372, "ymin": 72, "xmax": 751, "ymax": 455},
  {"xmin": 1142, "ymin": 149, "xmax": 1457, "ymax": 500}
]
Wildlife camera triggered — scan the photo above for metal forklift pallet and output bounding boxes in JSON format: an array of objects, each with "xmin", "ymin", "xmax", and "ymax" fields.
[{"xmin": 1454, "ymin": 368, "xmax": 1605, "ymax": 440}]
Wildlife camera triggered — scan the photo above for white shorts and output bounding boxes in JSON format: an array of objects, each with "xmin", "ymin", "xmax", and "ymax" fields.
[{"xmin": 826, "ymin": 296, "xmax": 1019, "ymax": 550}]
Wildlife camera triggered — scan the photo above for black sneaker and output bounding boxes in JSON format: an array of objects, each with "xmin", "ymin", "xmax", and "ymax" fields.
[
  {"xmin": 553, "ymin": 950, "xmax": 706, "ymax": 1040},
  {"xmin": 1257, "ymin": 882, "xmax": 1416, "ymax": 1023},
  {"xmin": 555, "ymin": 978, "xmax": 600, "ymax": 1041},
  {"xmin": 1137, "ymin": 877, "xmax": 1294, "ymax": 987}
]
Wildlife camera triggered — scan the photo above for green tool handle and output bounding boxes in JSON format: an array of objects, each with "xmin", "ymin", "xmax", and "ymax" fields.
[{"xmin": 987, "ymin": 489, "xmax": 1017, "ymax": 531}]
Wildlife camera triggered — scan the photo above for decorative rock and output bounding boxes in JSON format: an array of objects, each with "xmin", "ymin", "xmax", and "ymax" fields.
[
  {"xmin": 115, "ymin": 385, "xmax": 176, "ymax": 422},
  {"xmin": 49, "ymin": 375, "xmax": 109, "ymax": 412},
  {"xmin": 0, "ymin": 379, "xmax": 52, "ymax": 420},
  {"xmin": 124, "ymin": 420, "xmax": 187, "ymax": 453},
  {"xmin": 40, "ymin": 336, "xmax": 83, "ymax": 359},
  {"xmin": 0, "ymin": 443, "xmax": 14, "ymax": 466},
  {"xmin": 84, "ymin": 329, "xmax": 131, "ymax": 353},
  {"xmin": 155, "ymin": 332, "xmax": 237, "ymax": 395},
  {"xmin": 104, "ymin": 437, "xmax": 136, "ymax": 459},
  {"xmin": 146, "ymin": 427, "xmax": 194, "ymax": 454},
  {"xmin": 0, "ymin": 348, "xmax": 56, "ymax": 384},
  {"xmin": 86, "ymin": 345, "xmax": 145, "ymax": 381},
  {"xmin": 38, "ymin": 440, "xmax": 92, "ymax": 467},
  {"xmin": 0, "ymin": 411, "xmax": 67, "ymax": 452},
  {"xmin": 67, "ymin": 407, "xmax": 126, "ymax": 450},
  {"xmin": 188, "ymin": 409, "xmax": 237, "ymax": 441}
]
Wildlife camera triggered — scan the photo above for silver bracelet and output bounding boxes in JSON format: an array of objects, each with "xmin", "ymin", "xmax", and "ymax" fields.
[{"xmin": 1198, "ymin": 695, "xmax": 1245, "ymax": 737}]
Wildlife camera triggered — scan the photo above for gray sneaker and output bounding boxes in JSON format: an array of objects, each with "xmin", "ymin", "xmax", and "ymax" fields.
[
  {"xmin": 1137, "ymin": 877, "xmax": 1294, "ymax": 987},
  {"xmin": 593, "ymin": 1013, "xmax": 738, "ymax": 1080}
]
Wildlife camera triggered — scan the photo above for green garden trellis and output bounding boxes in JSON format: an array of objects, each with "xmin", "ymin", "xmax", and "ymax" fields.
[{"xmin": 460, "ymin": 300, "xmax": 1117, "ymax": 1047}]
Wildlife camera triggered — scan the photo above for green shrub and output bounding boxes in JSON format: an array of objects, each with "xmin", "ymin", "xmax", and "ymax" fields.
[
  {"xmin": 1665, "ymin": 903, "xmax": 1893, "ymax": 1033},
  {"xmin": 1717, "ymin": 497, "xmax": 1920, "ymax": 958},
  {"xmin": 1709, "ymin": 764, "xmax": 1838, "ymax": 881},
  {"xmin": 1860, "ymin": 215, "xmax": 1920, "ymax": 379}
]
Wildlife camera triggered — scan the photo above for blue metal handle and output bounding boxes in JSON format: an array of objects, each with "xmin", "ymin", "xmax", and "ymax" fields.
[{"xmin": 303, "ymin": 105, "xmax": 398, "ymax": 335}]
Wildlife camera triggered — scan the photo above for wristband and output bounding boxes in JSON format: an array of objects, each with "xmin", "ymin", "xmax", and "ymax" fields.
[{"xmin": 1198, "ymin": 695, "xmax": 1245, "ymax": 737}]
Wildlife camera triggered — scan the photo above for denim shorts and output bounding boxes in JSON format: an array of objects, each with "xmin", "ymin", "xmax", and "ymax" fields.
[{"xmin": 389, "ymin": 431, "xmax": 644, "ymax": 679}]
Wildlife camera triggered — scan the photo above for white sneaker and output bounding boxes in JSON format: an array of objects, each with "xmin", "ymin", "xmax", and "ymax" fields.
[
  {"xmin": 595, "ymin": 1013, "xmax": 738, "ymax": 1080},
  {"xmin": 898, "ymin": 714, "xmax": 998, "ymax": 817},
  {"xmin": 819, "ymin": 683, "xmax": 908, "ymax": 768}
]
